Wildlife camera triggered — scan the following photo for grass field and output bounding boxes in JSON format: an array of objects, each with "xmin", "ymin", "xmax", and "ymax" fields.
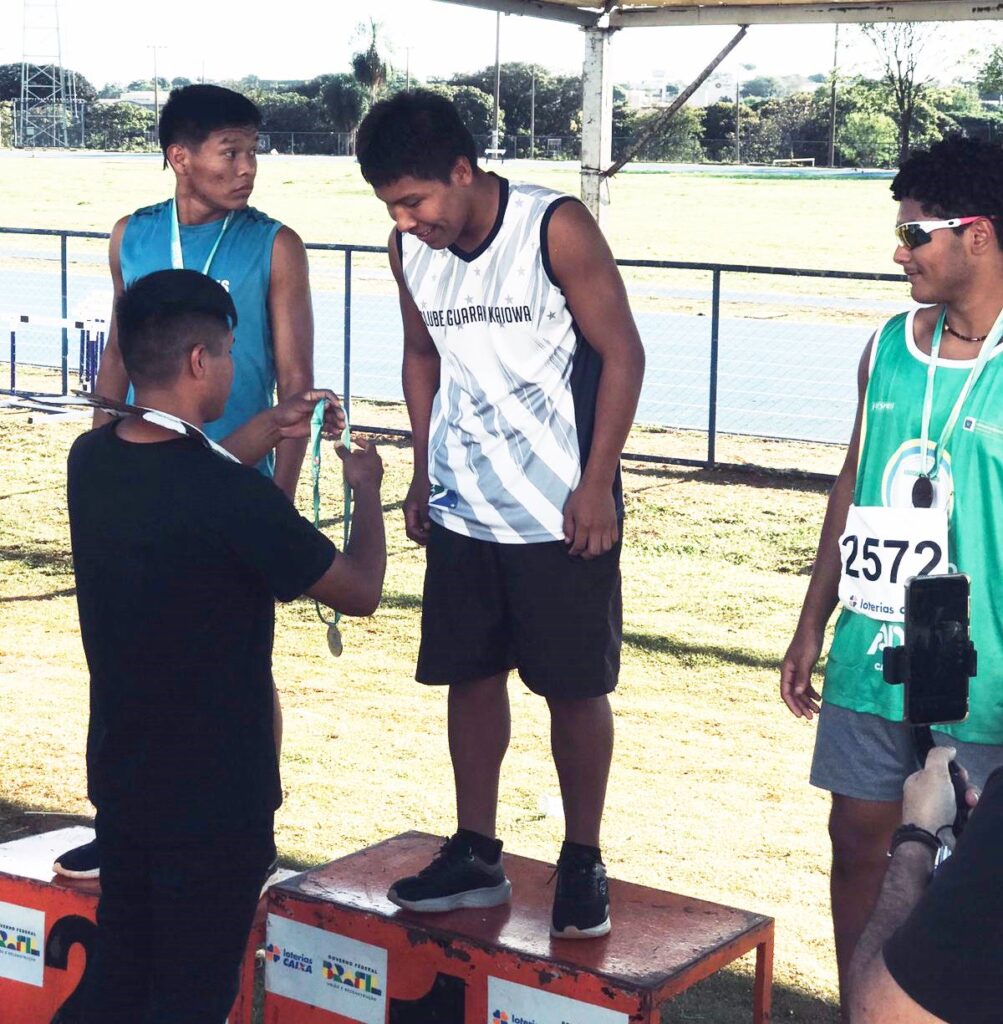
[
  {"xmin": 2, "ymin": 151, "xmax": 914, "ymax": 465},
  {"xmin": 0, "ymin": 150, "xmax": 901, "ymax": 271},
  {"xmin": 1, "ymin": 369, "xmax": 840, "ymax": 1022},
  {"xmin": 0, "ymin": 154, "xmax": 891, "ymax": 1020}
]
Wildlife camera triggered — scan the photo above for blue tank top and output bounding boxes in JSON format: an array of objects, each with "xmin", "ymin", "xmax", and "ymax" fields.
[{"xmin": 120, "ymin": 200, "xmax": 283, "ymax": 474}]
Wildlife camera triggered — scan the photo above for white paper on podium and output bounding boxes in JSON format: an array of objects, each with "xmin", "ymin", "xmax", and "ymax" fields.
[{"xmin": 0, "ymin": 826, "xmax": 95, "ymax": 883}]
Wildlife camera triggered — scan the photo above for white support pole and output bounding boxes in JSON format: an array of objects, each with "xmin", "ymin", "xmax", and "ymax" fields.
[{"xmin": 580, "ymin": 26, "xmax": 612, "ymax": 228}]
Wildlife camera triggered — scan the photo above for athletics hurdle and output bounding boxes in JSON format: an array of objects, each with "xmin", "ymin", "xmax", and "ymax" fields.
[
  {"xmin": 2, "ymin": 315, "xmax": 106, "ymax": 394},
  {"xmin": 262, "ymin": 831, "xmax": 774, "ymax": 1023}
]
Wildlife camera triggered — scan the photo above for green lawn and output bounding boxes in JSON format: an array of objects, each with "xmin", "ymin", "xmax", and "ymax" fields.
[
  {"xmin": 0, "ymin": 372, "xmax": 839, "ymax": 1022},
  {"xmin": 1, "ymin": 151, "xmax": 909, "ymax": 471},
  {"xmin": 0, "ymin": 151, "xmax": 900, "ymax": 271},
  {"xmin": 0, "ymin": 154, "xmax": 892, "ymax": 1021}
]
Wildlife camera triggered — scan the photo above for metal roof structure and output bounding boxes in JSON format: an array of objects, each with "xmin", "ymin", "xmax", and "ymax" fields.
[
  {"xmin": 435, "ymin": 0, "xmax": 1003, "ymax": 219},
  {"xmin": 439, "ymin": 0, "xmax": 1003, "ymax": 27}
]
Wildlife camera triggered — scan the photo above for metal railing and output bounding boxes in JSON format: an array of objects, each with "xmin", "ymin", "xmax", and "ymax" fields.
[{"xmin": 1, "ymin": 225, "xmax": 908, "ymax": 476}]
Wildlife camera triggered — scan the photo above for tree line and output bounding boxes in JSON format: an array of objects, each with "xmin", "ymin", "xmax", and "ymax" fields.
[{"xmin": 3, "ymin": 23, "xmax": 1003, "ymax": 168}]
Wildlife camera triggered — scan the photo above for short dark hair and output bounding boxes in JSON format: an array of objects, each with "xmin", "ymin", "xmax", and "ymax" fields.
[
  {"xmin": 159, "ymin": 84, "xmax": 260, "ymax": 158},
  {"xmin": 116, "ymin": 270, "xmax": 237, "ymax": 387},
  {"xmin": 892, "ymin": 135, "xmax": 1003, "ymax": 248},
  {"xmin": 356, "ymin": 89, "xmax": 478, "ymax": 187}
]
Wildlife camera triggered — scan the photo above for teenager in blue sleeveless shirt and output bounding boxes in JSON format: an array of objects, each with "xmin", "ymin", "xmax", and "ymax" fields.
[
  {"xmin": 56, "ymin": 85, "xmax": 314, "ymax": 881},
  {"xmin": 93, "ymin": 84, "xmax": 313, "ymax": 494}
]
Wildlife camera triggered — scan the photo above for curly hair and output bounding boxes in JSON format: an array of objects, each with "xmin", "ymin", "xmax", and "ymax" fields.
[{"xmin": 892, "ymin": 136, "xmax": 1003, "ymax": 248}]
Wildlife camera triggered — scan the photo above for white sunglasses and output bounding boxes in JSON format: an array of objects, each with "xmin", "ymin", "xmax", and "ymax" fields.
[{"xmin": 895, "ymin": 216, "xmax": 995, "ymax": 250}]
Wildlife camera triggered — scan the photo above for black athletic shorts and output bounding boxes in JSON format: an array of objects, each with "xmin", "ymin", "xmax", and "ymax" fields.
[{"xmin": 416, "ymin": 522, "xmax": 622, "ymax": 698}]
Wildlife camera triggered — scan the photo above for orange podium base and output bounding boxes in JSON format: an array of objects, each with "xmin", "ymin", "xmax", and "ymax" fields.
[
  {"xmin": 0, "ymin": 826, "xmax": 283, "ymax": 1024},
  {"xmin": 263, "ymin": 831, "xmax": 774, "ymax": 1024}
]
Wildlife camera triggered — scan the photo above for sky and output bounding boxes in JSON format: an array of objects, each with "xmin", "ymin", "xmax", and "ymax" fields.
[{"xmin": 3, "ymin": 0, "xmax": 1002, "ymax": 91}]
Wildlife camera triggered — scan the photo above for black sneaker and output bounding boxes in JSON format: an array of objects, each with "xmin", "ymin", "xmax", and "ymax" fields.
[
  {"xmin": 387, "ymin": 832, "xmax": 511, "ymax": 912},
  {"xmin": 550, "ymin": 844, "xmax": 611, "ymax": 939},
  {"xmin": 53, "ymin": 839, "xmax": 100, "ymax": 880}
]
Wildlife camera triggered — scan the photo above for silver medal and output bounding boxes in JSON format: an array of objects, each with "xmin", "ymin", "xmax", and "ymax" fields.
[
  {"xmin": 327, "ymin": 623, "xmax": 343, "ymax": 657},
  {"xmin": 912, "ymin": 475, "xmax": 934, "ymax": 508}
]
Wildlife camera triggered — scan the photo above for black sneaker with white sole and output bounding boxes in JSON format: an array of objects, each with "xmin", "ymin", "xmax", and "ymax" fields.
[
  {"xmin": 53, "ymin": 839, "xmax": 100, "ymax": 880},
  {"xmin": 550, "ymin": 843, "xmax": 611, "ymax": 939},
  {"xmin": 388, "ymin": 832, "xmax": 511, "ymax": 913}
]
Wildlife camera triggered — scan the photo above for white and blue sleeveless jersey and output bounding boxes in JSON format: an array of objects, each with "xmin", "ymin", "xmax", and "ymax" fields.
[{"xmin": 399, "ymin": 178, "xmax": 619, "ymax": 544}]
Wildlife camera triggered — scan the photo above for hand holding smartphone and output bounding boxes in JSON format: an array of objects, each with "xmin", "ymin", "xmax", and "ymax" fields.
[{"xmin": 883, "ymin": 572, "xmax": 976, "ymax": 725}]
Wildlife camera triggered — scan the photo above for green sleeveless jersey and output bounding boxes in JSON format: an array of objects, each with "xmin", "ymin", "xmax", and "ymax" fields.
[{"xmin": 823, "ymin": 308, "xmax": 1003, "ymax": 743}]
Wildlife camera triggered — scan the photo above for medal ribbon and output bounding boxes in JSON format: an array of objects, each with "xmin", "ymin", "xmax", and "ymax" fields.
[
  {"xmin": 46, "ymin": 391, "xmax": 241, "ymax": 462},
  {"xmin": 170, "ymin": 199, "xmax": 232, "ymax": 274},
  {"xmin": 918, "ymin": 305, "xmax": 1003, "ymax": 482},
  {"xmin": 140, "ymin": 407, "xmax": 240, "ymax": 462},
  {"xmin": 311, "ymin": 399, "xmax": 352, "ymax": 626}
]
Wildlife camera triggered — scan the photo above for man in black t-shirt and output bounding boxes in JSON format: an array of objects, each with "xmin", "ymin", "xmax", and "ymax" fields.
[
  {"xmin": 61, "ymin": 269, "xmax": 386, "ymax": 1024},
  {"xmin": 849, "ymin": 746, "xmax": 1002, "ymax": 1023}
]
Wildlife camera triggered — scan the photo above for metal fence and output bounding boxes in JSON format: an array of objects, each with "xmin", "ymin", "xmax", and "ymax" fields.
[
  {"xmin": 256, "ymin": 131, "xmax": 356, "ymax": 156},
  {"xmin": 1, "ymin": 225, "xmax": 910, "ymax": 474}
]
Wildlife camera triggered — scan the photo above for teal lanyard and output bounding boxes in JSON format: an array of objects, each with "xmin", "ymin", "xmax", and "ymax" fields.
[
  {"xmin": 919, "ymin": 306, "xmax": 1003, "ymax": 479},
  {"xmin": 170, "ymin": 199, "xmax": 232, "ymax": 274},
  {"xmin": 311, "ymin": 399, "xmax": 352, "ymax": 626}
]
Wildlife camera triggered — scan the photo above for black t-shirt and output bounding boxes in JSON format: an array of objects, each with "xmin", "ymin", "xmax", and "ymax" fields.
[
  {"xmin": 67, "ymin": 423, "xmax": 336, "ymax": 839},
  {"xmin": 884, "ymin": 767, "xmax": 1003, "ymax": 1023}
]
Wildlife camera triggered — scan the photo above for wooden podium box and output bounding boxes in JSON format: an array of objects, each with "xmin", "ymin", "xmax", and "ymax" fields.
[
  {"xmin": 0, "ymin": 826, "xmax": 282, "ymax": 1024},
  {"xmin": 264, "ymin": 831, "xmax": 774, "ymax": 1024},
  {"xmin": 0, "ymin": 827, "xmax": 100, "ymax": 1024}
]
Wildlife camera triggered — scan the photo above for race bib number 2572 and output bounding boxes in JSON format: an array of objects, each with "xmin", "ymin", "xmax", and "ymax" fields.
[{"xmin": 837, "ymin": 505, "xmax": 948, "ymax": 621}]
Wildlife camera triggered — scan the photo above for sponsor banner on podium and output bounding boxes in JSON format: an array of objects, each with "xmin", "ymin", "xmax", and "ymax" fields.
[
  {"xmin": 265, "ymin": 914, "xmax": 387, "ymax": 1024},
  {"xmin": 0, "ymin": 901, "xmax": 44, "ymax": 987},
  {"xmin": 487, "ymin": 977, "xmax": 629, "ymax": 1024}
]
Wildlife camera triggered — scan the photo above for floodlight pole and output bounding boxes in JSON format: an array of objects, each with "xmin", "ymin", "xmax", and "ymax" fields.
[
  {"xmin": 530, "ymin": 71, "xmax": 536, "ymax": 159},
  {"xmin": 492, "ymin": 12, "xmax": 501, "ymax": 150},
  {"xmin": 828, "ymin": 24, "xmax": 839, "ymax": 166},
  {"xmin": 149, "ymin": 44, "xmax": 166, "ymax": 123},
  {"xmin": 734, "ymin": 62, "xmax": 754, "ymax": 165},
  {"xmin": 735, "ymin": 72, "xmax": 740, "ymax": 164}
]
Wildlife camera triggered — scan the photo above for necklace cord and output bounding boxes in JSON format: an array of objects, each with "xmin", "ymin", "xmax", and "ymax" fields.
[{"xmin": 944, "ymin": 321, "xmax": 988, "ymax": 344}]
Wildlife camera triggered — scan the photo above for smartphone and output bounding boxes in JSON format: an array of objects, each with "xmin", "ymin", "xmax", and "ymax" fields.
[{"xmin": 903, "ymin": 573, "xmax": 974, "ymax": 725}]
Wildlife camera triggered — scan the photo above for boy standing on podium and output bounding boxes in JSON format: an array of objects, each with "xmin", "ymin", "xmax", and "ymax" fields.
[{"xmin": 356, "ymin": 90, "xmax": 644, "ymax": 938}]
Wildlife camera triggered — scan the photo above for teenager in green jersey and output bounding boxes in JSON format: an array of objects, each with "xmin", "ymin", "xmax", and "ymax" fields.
[{"xmin": 780, "ymin": 136, "xmax": 1003, "ymax": 1015}]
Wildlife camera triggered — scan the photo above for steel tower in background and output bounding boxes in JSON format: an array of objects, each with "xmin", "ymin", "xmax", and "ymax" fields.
[{"xmin": 18, "ymin": 0, "xmax": 74, "ymax": 147}]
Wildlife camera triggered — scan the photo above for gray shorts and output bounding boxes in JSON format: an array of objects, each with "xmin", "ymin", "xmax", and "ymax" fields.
[{"xmin": 810, "ymin": 701, "xmax": 1003, "ymax": 802}]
